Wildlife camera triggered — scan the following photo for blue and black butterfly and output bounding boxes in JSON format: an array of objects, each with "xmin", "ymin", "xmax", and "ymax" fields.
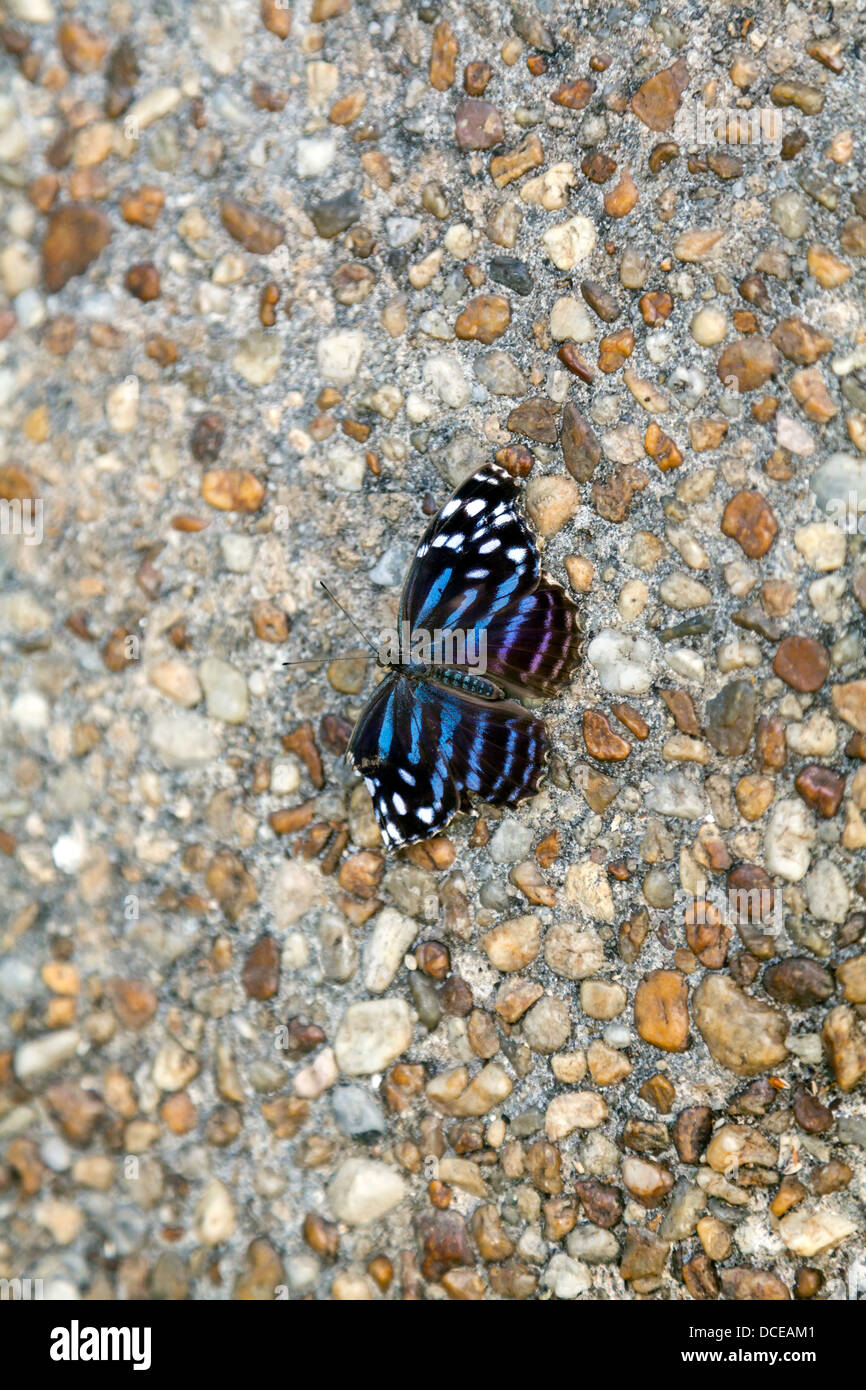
[{"xmin": 346, "ymin": 462, "xmax": 582, "ymax": 848}]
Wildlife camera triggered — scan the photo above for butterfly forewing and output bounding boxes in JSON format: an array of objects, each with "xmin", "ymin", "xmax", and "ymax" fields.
[
  {"xmin": 399, "ymin": 462, "xmax": 581, "ymax": 698},
  {"xmin": 399, "ymin": 462, "xmax": 540, "ymax": 637}
]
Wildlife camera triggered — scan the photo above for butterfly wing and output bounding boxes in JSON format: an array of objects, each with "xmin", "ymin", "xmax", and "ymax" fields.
[
  {"xmin": 399, "ymin": 462, "xmax": 539, "ymax": 634},
  {"xmin": 346, "ymin": 672, "xmax": 548, "ymax": 848},
  {"xmin": 481, "ymin": 578, "xmax": 582, "ymax": 698},
  {"xmin": 399, "ymin": 462, "xmax": 581, "ymax": 698}
]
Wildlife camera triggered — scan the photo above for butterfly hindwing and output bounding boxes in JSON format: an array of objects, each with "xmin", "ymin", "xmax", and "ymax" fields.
[
  {"xmin": 346, "ymin": 673, "xmax": 548, "ymax": 848},
  {"xmin": 481, "ymin": 577, "xmax": 582, "ymax": 698}
]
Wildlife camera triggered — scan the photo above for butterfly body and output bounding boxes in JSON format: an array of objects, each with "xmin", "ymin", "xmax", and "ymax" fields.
[{"xmin": 345, "ymin": 462, "xmax": 581, "ymax": 848}]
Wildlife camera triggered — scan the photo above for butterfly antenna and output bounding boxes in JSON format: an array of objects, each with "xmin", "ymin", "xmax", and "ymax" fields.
[
  {"xmin": 318, "ymin": 580, "xmax": 380, "ymax": 659},
  {"xmin": 283, "ymin": 647, "xmax": 370, "ymax": 668}
]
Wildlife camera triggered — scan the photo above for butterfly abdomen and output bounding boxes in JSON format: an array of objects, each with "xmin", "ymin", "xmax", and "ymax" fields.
[{"xmin": 429, "ymin": 666, "xmax": 502, "ymax": 701}]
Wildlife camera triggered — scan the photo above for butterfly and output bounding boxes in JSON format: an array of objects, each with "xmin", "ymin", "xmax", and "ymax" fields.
[{"xmin": 346, "ymin": 462, "xmax": 582, "ymax": 848}]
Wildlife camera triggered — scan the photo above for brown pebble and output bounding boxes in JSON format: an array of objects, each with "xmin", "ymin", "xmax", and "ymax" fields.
[
  {"xmin": 42, "ymin": 203, "xmax": 112, "ymax": 291},
  {"xmin": 794, "ymin": 764, "xmax": 844, "ymax": 817},
  {"xmin": 717, "ymin": 337, "xmax": 780, "ymax": 393},
  {"xmin": 823, "ymin": 1005, "xmax": 866, "ymax": 1091},
  {"xmin": 261, "ymin": 0, "xmax": 291, "ymax": 38},
  {"xmin": 582, "ymin": 152, "xmax": 617, "ymax": 183},
  {"xmin": 303, "ymin": 1212, "xmax": 339, "ymax": 1259},
  {"xmin": 574, "ymin": 1177, "xmax": 622, "ymax": 1228},
  {"xmin": 581, "ymin": 279, "xmax": 621, "ymax": 322},
  {"xmin": 454, "ymin": 99, "xmax": 504, "ymax": 151},
  {"xmin": 190, "ymin": 412, "xmax": 225, "ymax": 463},
  {"xmin": 683, "ymin": 1253, "xmax": 719, "ymax": 1301},
  {"xmin": 685, "ymin": 900, "xmax": 731, "ymax": 970},
  {"xmin": 792, "ymin": 1087, "xmax": 833, "ymax": 1134},
  {"xmin": 794, "ymin": 1268, "xmax": 823, "ymax": 1301},
  {"xmin": 673, "ymin": 1105, "xmax": 713, "ymax": 1163},
  {"xmin": 773, "ymin": 635, "xmax": 830, "ymax": 693},
  {"xmin": 720, "ymin": 1267, "xmax": 790, "ymax": 1301},
  {"xmin": 771, "ymin": 316, "xmax": 833, "ymax": 365},
  {"xmin": 591, "ymin": 462, "xmax": 648, "ymax": 522},
  {"xmin": 252, "ymin": 81, "xmax": 289, "ymax": 112},
  {"xmin": 463, "ymin": 61, "xmax": 492, "ymax": 96},
  {"xmin": 337, "ymin": 851, "xmax": 383, "ymax": 899},
  {"xmin": 259, "ymin": 281, "xmax": 279, "ymax": 325},
  {"xmin": 440, "ymin": 976, "xmax": 473, "ymax": 1017},
  {"xmin": 763, "ymin": 957, "xmax": 833, "ymax": 1008},
  {"xmin": 631, "ymin": 57, "xmax": 690, "ymax": 131},
  {"xmin": 269, "ymin": 803, "xmax": 314, "ymax": 835},
  {"xmin": 119, "ymin": 185, "xmax": 165, "ymax": 232},
  {"xmin": 329, "ymin": 91, "xmax": 365, "ymax": 125},
  {"xmin": 506, "ymin": 396, "xmax": 559, "ymax": 443},
  {"xmin": 639, "ymin": 290, "xmax": 674, "ymax": 325},
  {"xmin": 429, "ymin": 20, "xmax": 458, "ymax": 91},
  {"xmin": 659, "ymin": 688, "xmax": 700, "ymax": 736},
  {"xmin": 105, "ymin": 978, "xmax": 157, "ymax": 1029},
  {"xmin": 648, "ymin": 140, "xmax": 679, "ymax": 173},
  {"xmin": 205, "ymin": 848, "xmax": 258, "ymax": 922},
  {"xmin": 561, "ymin": 402, "xmax": 601, "ymax": 481},
  {"xmin": 583, "ymin": 710, "xmax": 630, "ymax": 761},
  {"xmin": 146, "ymin": 334, "xmax": 178, "ymax": 367},
  {"xmin": 604, "ymin": 169, "xmax": 638, "ymax": 217},
  {"xmin": 455, "ymin": 294, "xmax": 511, "ymax": 343},
  {"xmin": 557, "ymin": 341, "xmax": 594, "ymax": 381},
  {"xmin": 416, "ymin": 941, "xmax": 450, "ymax": 981},
  {"xmin": 634, "ymin": 969, "xmax": 689, "ymax": 1051},
  {"xmin": 551, "ymin": 79, "xmax": 595, "ymax": 110},
  {"xmin": 252, "ymin": 600, "xmax": 289, "ymax": 643},
  {"xmin": 644, "ymin": 421, "xmax": 683, "ymax": 471},
  {"xmin": 490, "ymin": 132, "xmax": 544, "ymax": 188},
  {"xmin": 639, "ymin": 1074, "xmax": 676, "ymax": 1113},
  {"xmin": 220, "ymin": 196, "xmax": 284, "ymax": 254},
  {"xmin": 689, "ymin": 417, "xmax": 727, "ymax": 451},
  {"xmin": 202, "ymin": 470, "xmax": 265, "ymax": 513},
  {"xmin": 495, "ymin": 444, "xmax": 534, "ymax": 477},
  {"xmin": 58, "ymin": 19, "xmax": 107, "ymax": 73},
  {"xmin": 597, "ymin": 327, "xmax": 635, "ymax": 372},
  {"xmin": 416, "ymin": 1210, "xmax": 473, "ymax": 1281},
  {"xmin": 610, "ymin": 703, "xmax": 649, "ymax": 739},
  {"xmin": 241, "ymin": 935, "xmax": 280, "ymax": 999},
  {"xmin": 721, "ymin": 490, "xmax": 778, "ymax": 558},
  {"xmin": 282, "ymin": 721, "xmax": 323, "ymax": 787},
  {"xmin": 811, "ymin": 1159, "xmax": 852, "ymax": 1195}
]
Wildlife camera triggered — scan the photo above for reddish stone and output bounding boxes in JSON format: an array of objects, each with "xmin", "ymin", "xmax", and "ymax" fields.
[
  {"xmin": 721, "ymin": 490, "xmax": 779, "ymax": 557},
  {"xmin": 631, "ymin": 57, "xmax": 690, "ymax": 131},
  {"xmin": 242, "ymin": 934, "xmax": 280, "ymax": 999},
  {"xmin": 42, "ymin": 203, "xmax": 112, "ymax": 291},
  {"xmin": 794, "ymin": 764, "xmax": 845, "ymax": 817},
  {"xmin": 454, "ymin": 99, "xmax": 504, "ymax": 151},
  {"xmin": 552, "ymin": 79, "xmax": 595, "ymax": 110},
  {"xmin": 773, "ymin": 635, "xmax": 830, "ymax": 693},
  {"xmin": 583, "ymin": 710, "xmax": 630, "ymax": 761},
  {"xmin": 717, "ymin": 337, "xmax": 781, "ymax": 392}
]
